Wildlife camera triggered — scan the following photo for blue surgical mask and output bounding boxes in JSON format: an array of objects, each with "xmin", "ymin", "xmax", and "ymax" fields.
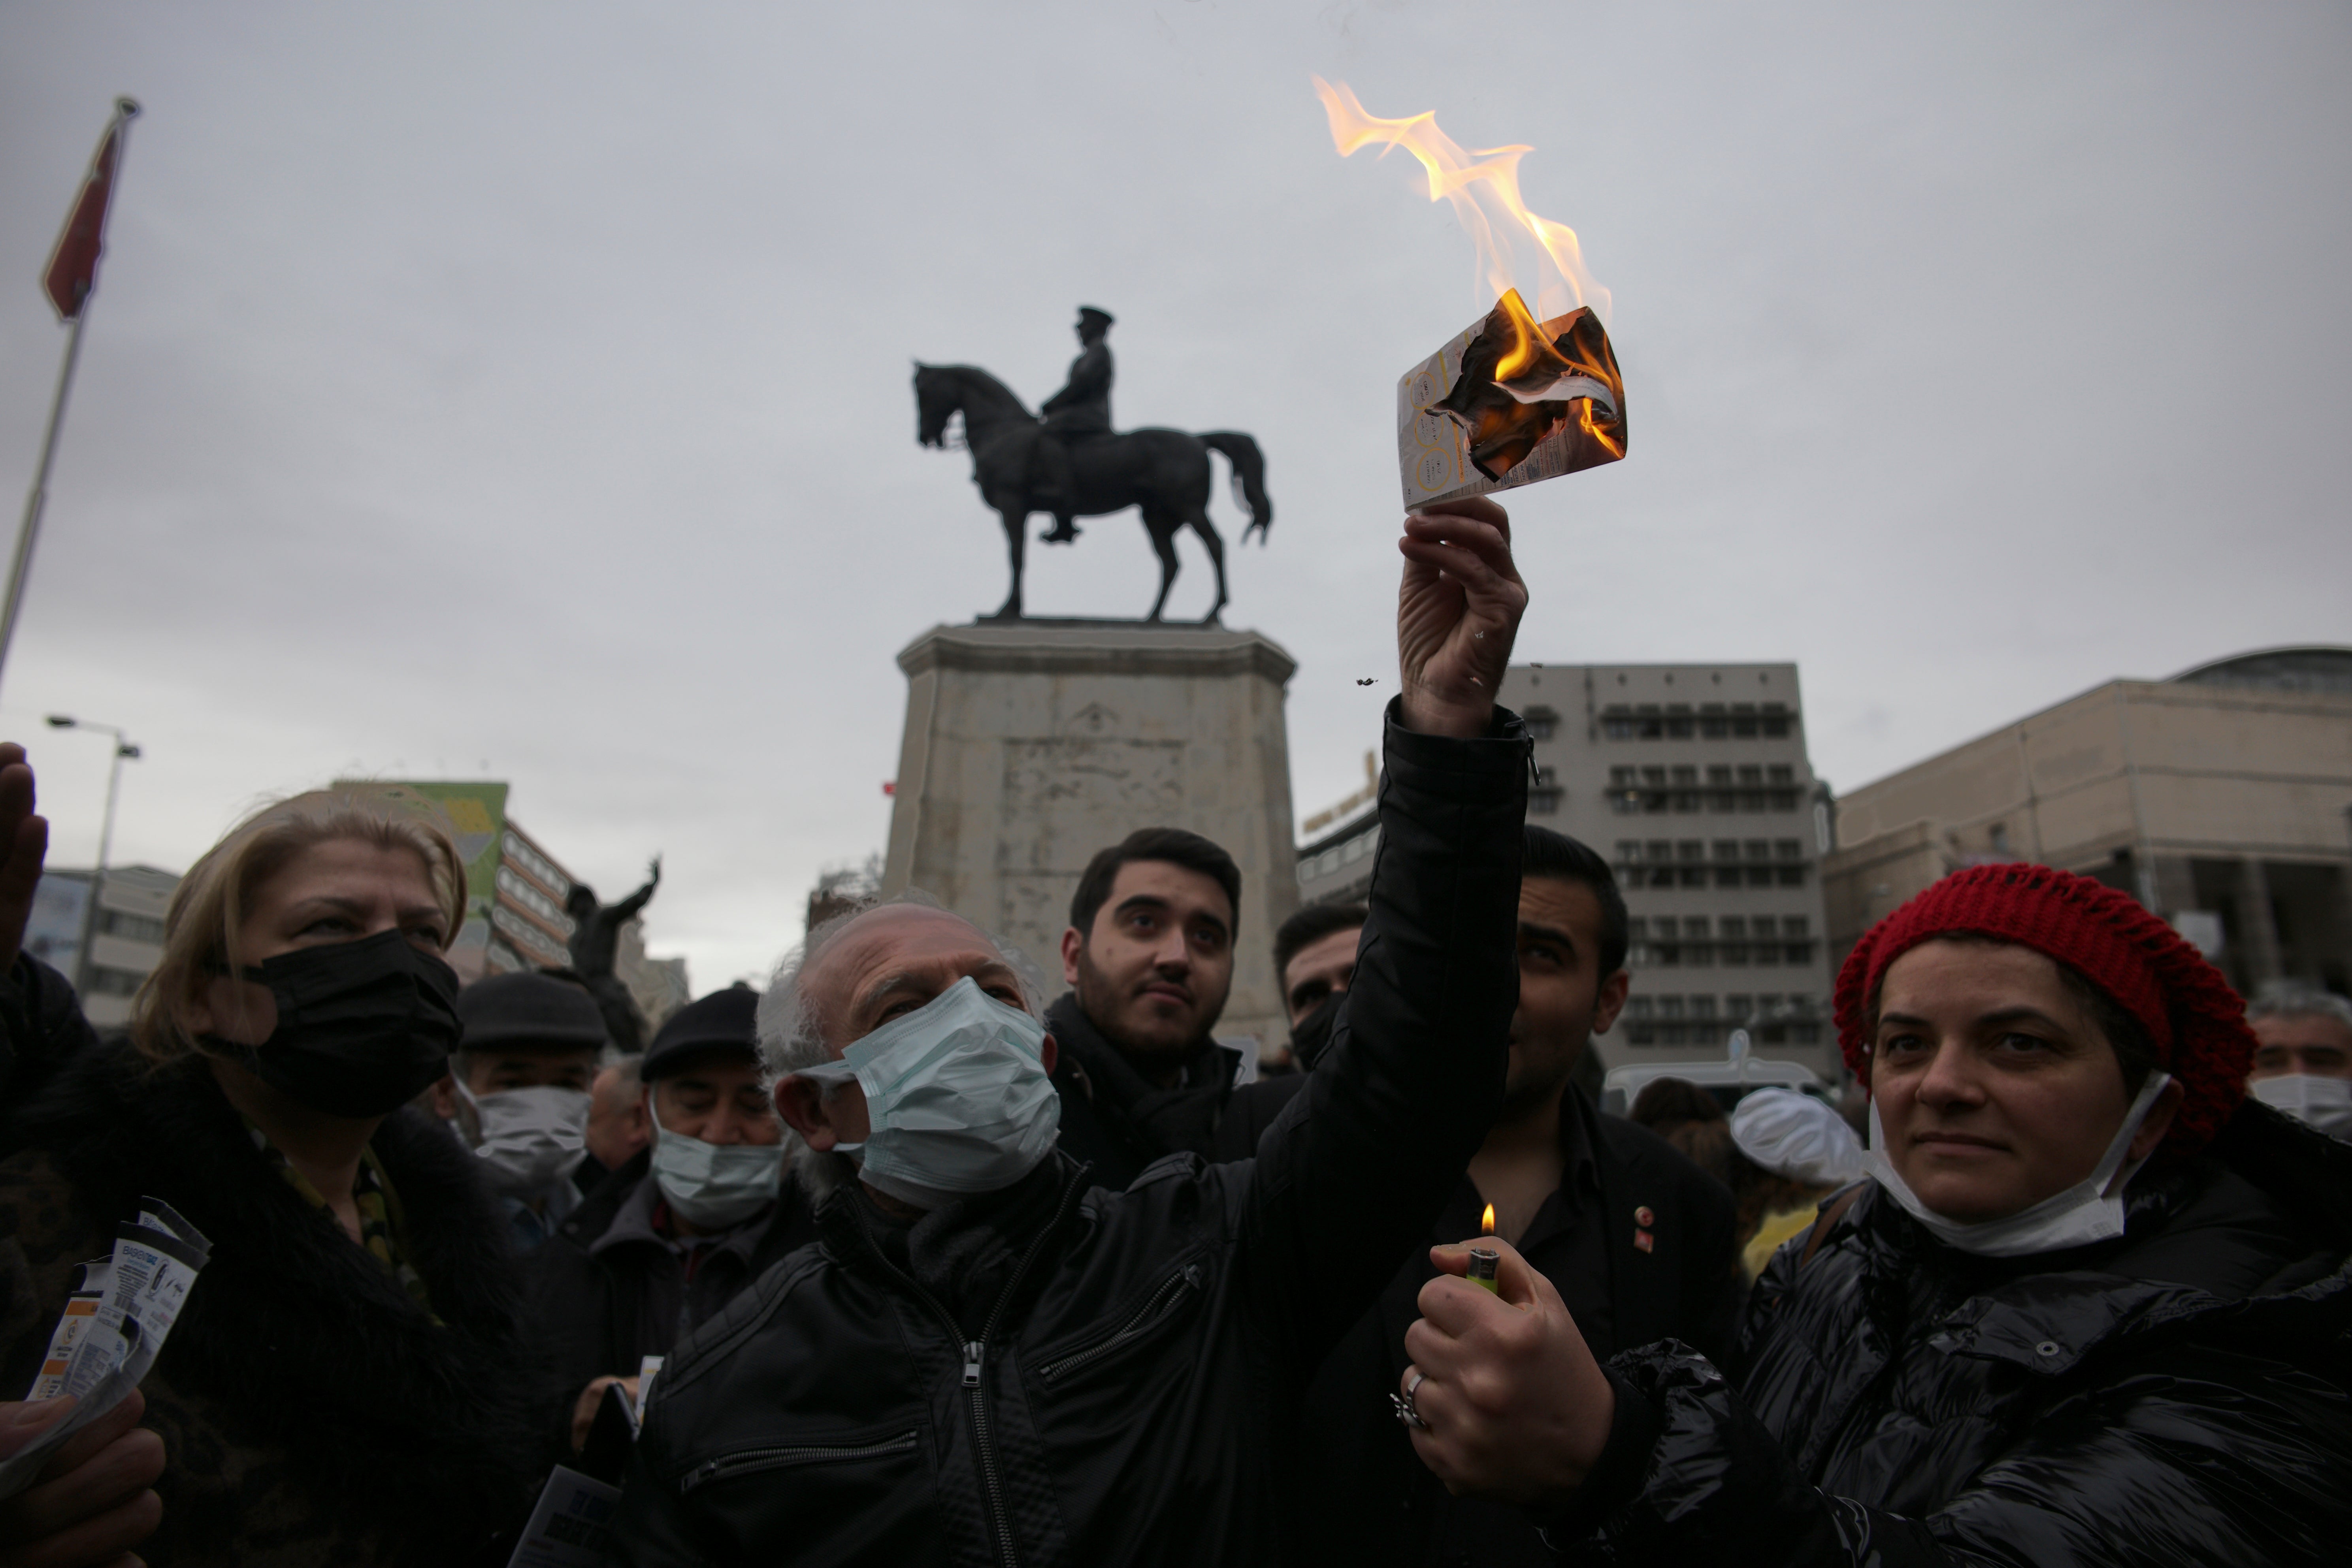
[
  {"xmin": 454, "ymin": 1080, "xmax": 590, "ymax": 1198},
  {"xmin": 647, "ymin": 1114, "xmax": 782, "ymax": 1228},
  {"xmin": 793, "ymin": 976, "xmax": 1060, "ymax": 1210}
]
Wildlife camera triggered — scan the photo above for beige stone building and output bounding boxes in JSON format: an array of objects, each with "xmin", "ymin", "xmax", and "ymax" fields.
[{"xmin": 1822, "ymin": 648, "xmax": 2352, "ymax": 999}]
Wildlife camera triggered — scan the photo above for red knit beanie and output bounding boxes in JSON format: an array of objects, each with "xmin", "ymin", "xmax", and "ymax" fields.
[{"xmin": 1834, "ymin": 863, "xmax": 2254, "ymax": 1155}]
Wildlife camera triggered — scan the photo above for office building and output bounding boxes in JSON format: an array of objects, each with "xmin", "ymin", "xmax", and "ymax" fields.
[
  {"xmin": 1822, "ymin": 647, "xmax": 2352, "ymax": 999},
  {"xmin": 1297, "ymin": 663, "xmax": 1840, "ymax": 1077},
  {"xmin": 21, "ymin": 865, "xmax": 180, "ymax": 1029}
]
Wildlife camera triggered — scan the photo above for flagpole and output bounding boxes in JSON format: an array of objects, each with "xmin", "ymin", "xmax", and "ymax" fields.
[
  {"xmin": 0, "ymin": 98, "xmax": 139, "ymax": 699},
  {"xmin": 0, "ymin": 309, "xmax": 94, "ymax": 694}
]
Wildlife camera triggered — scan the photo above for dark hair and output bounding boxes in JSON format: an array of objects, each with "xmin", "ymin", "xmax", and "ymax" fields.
[
  {"xmin": 1521, "ymin": 826, "xmax": 1629, "ymax": 977},
  {"xmin": 1274, "ymin": 902, "xmax": 1368, "ymax": 986},
  {"xmin": 1866, "ymin": 932, "xmax": 2159, "ymax": 1094},
  {"xmin": 1629, "ymin": 1076, "xmax": 1725, "ymax": 1132},
  {"xmin": 1069, "ymin": 827, "xmax": 1243, "ymax": 939}
]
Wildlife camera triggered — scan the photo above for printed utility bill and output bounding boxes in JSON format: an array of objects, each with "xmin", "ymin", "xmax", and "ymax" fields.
[
  {"xmin": 1398, "ymin": 290, "xmax": 1627, "ymax": 509},
  {"xmin": 0, "ymin": 1197, "xmax": 211, "ymax": 1498}
]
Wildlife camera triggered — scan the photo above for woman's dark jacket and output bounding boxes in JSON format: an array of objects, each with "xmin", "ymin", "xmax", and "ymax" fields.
[
  {"xmin": 0, "ymin": 1036, "xmax": 540, "ymax": 1567},
  {"xmin": 609, "ymin": 703, "xmax": 1530, "ymax": 1566},
  {"xmin": 1548, "ymin": 1102, "xmax": 2352, "ymax": 1565}
]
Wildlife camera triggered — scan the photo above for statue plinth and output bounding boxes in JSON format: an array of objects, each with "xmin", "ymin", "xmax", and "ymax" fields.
[{"xmin": 881, "ymin": 620, "xmax": 1300, "ymax": 1060}]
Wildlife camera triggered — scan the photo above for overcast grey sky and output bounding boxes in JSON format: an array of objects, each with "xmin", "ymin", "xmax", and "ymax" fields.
[{"xmin": 3, "ymin": 2, "xmax": 2346, "ymax": 989}]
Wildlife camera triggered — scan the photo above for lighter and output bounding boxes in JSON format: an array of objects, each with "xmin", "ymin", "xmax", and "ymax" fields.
[{"xmin": 1466, "ymin": 1245, "xmax": 1501, "ymax": 1295}]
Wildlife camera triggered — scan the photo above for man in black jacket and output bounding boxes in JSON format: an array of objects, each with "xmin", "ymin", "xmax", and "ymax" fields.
[
  {"xmin": 1046, "ymin": 826, "xmax": 1297, "ymax": 1185},
  {"xmin": 531, "ymin": 988, "xmax": 815, "ymax": 1464},
  {"xmin": 608, "ymin": 497, "xmax": 1531, "ymax": 1566},
  {"xmin": 1287, "ymin": 826, "xmax": 1741, "ymax": 1568}
]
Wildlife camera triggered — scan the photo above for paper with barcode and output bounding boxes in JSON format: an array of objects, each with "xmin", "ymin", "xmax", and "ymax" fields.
[
  {"xmin": 508, "ymin": 1465, "xmax": 622, "ymax": 1568},
  {"xmin": 0, "ymin": 1199, "xmax": 211, "ymax": 1498}
]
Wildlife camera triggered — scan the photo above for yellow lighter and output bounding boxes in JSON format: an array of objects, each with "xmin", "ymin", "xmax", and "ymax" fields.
[{"xmin": 1467, "ymin": 1245, "xmax": 1501, "ymax": 1295}]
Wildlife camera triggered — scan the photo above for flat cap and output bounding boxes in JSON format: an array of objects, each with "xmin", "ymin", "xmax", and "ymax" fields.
[
  {"xmin": 641, "ymin": 985, "xmax": 761, "ymax": 1081},
  {"xmin": 456, "ymin": 971, "xmax": 608, "ymax": 1053}
]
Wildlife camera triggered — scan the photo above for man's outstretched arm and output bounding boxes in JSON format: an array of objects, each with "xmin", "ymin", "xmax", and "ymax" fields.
[{"xmin": 1240, "ymin": 498, "xmax": 1531, "ymax": 1368}]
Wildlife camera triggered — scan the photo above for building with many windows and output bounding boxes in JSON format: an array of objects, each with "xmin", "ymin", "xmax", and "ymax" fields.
[
  {"xmin": 1293, "ymin": 663, "xmax": 1839, "ymax": 1078},
  {"xmin": 1504, "ymin": 662, "xmax": 1838, "ymax": 1077},
  {"xmin": 21, "ymin": 865, "xmax": 180, "ymax": 1030}
]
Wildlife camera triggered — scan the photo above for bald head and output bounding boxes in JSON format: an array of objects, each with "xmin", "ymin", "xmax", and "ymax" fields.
[{"xmin": 798, "ymin": 904, "xmax": 1033, "ymax": 1055}]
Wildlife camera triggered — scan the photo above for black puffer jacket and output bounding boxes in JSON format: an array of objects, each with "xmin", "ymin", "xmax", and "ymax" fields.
[
  {"xmin": 609, "ymin": 704, "xmax": 1530, "ymax": 1566},
  {"xmin": 1547, "ymin": 1102, "xmax": 2352, "ymax": 1565}
]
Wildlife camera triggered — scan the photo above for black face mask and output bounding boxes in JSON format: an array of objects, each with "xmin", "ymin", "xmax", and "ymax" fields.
[
  {"xmin": 205, "ymin": 929, "xmax": 462, "ymax": 1118},
  {"xmin": 1289, "ymin": 992, "xmax": 1344, "ymax": 1074}
]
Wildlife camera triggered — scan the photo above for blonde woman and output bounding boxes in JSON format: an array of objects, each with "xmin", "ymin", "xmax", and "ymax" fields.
[{"xmin": 0, "ymin": 746, "xmax": 537, "ymax": 1566}]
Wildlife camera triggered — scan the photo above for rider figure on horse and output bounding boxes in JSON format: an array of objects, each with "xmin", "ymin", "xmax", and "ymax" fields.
[{"xmin": 1033, "ymin": 305, "xmax": 1114, "ymax": 543}]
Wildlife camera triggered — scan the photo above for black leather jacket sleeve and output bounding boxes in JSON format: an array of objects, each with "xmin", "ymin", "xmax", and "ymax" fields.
[
  {"xmin": 1543, "ymin": 1327, "xmax": 2352, "ymax": 1566},
  {"xmin": 1239, "ymin": 698, "xmax": 1528, "ymax": 1369}
]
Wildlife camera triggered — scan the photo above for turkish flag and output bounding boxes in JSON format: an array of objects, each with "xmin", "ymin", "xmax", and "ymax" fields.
[{"xmin": 41, "ymin": 112, "xmax": 128, "ymax": 322}]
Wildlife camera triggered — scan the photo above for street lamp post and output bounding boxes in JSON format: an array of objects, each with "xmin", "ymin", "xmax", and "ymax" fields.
[{"xmin": 46, "ymin": 715, "xmax": 140, "ymax": 1000}]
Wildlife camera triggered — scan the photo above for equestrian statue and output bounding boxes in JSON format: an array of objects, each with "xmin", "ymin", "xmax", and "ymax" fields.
[{"xmin": 914, "ymin": 306, "xmax": 1271, "ymax": 623}]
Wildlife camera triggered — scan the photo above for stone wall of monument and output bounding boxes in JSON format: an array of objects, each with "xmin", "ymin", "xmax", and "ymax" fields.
[{"xmin": 881, "ymin": 623, "xmax": 1301, "ymax": 1060}]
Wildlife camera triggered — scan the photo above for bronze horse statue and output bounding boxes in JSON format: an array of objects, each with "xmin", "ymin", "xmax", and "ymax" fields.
[{"xmin": 913, "ymin": 363, "xmax": 1270, "ymax": 622}]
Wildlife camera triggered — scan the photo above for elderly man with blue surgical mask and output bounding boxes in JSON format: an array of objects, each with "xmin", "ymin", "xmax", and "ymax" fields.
[
  {"xmin": 433, "ymin": 970, "xmax": 608, "ymax": 1249},
  {"xmin": 608, "ymin": 498, "xmax": 1535, "ymax": 1566},
  {"xmin": 531, "ymin": 986, "xmax": 817, "ymax": 1463}
]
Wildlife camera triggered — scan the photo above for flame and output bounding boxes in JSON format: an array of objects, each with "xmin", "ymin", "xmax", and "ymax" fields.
[
  {"xmin": 1313, "ymin": 77, "xmax": 1609, "ymax": 326},
  {"xmin": 1480, "ymin": 1203, "xmax": 1496, "ymax": 1236},
  {"xmin": 1490, "ymin": 288, "xmax": 1545, "ymax": 382}
]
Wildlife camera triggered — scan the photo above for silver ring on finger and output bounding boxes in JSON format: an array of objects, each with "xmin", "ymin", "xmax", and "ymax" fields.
[{"xmin": 1391, "ymin": 1368, "xmax": 1429, "ymax": 1430}]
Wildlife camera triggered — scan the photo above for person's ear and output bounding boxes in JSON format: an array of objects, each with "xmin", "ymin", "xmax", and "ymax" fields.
[
  {"xmin": 1040, "ymin": 1032, "xmax": 1058, "ymax": 1077},
  {"xmin": 428, "ymin": 1073, "xmax": 458, "ymax": 1121},
  {"xmin": 775, "ymin": 1074, "xmax": 843, "ymax": 1150},
  {"xmin": 2127, "ymin": 1077, "xmax": 2185, "ymax": 1163},
  {"xmin": 1591, "ymin": 969, "xmax": 1632, "ymax": 1036},
  {"xmin": 1060, "ymin": 925, "xmax": 1084, "ymax": 987}
]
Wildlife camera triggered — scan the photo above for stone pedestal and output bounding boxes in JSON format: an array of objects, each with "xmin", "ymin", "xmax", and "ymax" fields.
[{"xmin": 881, "ymin": 622, "xmax": 1300, "ymax": 1058}]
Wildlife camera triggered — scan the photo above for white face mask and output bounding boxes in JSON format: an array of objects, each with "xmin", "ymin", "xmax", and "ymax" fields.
[
  {"xmin": 792, "ymin": 976, "xmax": 1061, "ymax": 1211},
  {"xmin": 647, "ymin": 1111, "xmax": 783, "ymax": 1229},
  {"xmin": 2249, "ymin": 1074, "xmax": 2352, "ymax": 1138},
  {"xmin": 1864, "ymin": 1071, "xmax": 2173, "ymax": 1258},
  {"xmin": 454, "ymin": 1081, "xmax": 590, "ymax": 1198}
]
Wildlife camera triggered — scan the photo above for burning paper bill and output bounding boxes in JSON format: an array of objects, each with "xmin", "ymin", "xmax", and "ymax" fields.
[
  {"xmin": 1313, "ymin": 79, "xmax": 1629, "ymax": 507},
  {"xmin": 1400, "ymin": 290, "xmax": 1624, "ymax": 507}
]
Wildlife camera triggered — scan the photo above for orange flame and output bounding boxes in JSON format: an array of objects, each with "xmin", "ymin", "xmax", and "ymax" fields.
[
  {"xmin": 1313, "ymin": 77, "xmax": 1609, "ymax": 327},
  {"xmin": 1489, "ymin": 288, "xmax": 1547, "ymax": 383},
  {"xmin": 1480, "ymin": 1203, "xmax": 1496, "ymax": 1236}
]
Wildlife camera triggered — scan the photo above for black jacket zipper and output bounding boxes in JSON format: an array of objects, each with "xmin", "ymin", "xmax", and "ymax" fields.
[
  {"xmin": 680, "ymin": 1430, "xmax": 919, "ymax": 1493},
  {"xmin": 849, "ymin": 1164, "xmax": 1089, "ymax": 1568},
  {"xmin": 1035, "ymin": 1263, "xmax": 1203, "ymax": 1385}
]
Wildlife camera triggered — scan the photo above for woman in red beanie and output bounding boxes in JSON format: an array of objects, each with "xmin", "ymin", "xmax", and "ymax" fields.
[{"xmin": 1391, "ymin": 863, "xmax": 2352, "ymax": 1566}]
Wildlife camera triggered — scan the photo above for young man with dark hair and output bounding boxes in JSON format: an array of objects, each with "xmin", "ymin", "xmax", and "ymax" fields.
[
  {"xmin": 1049, "ymin": 825, "xmax": 1298, "ymax": 1185},
  {"xmin": 1286, "ymin": 824, "xmax": 1740, "ymax": 1568}
]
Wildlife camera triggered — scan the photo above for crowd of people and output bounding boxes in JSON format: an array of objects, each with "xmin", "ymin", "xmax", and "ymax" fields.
[{"xmin": 0, "ymin": 497, "xmax": 2343, "ymax": 1565}]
